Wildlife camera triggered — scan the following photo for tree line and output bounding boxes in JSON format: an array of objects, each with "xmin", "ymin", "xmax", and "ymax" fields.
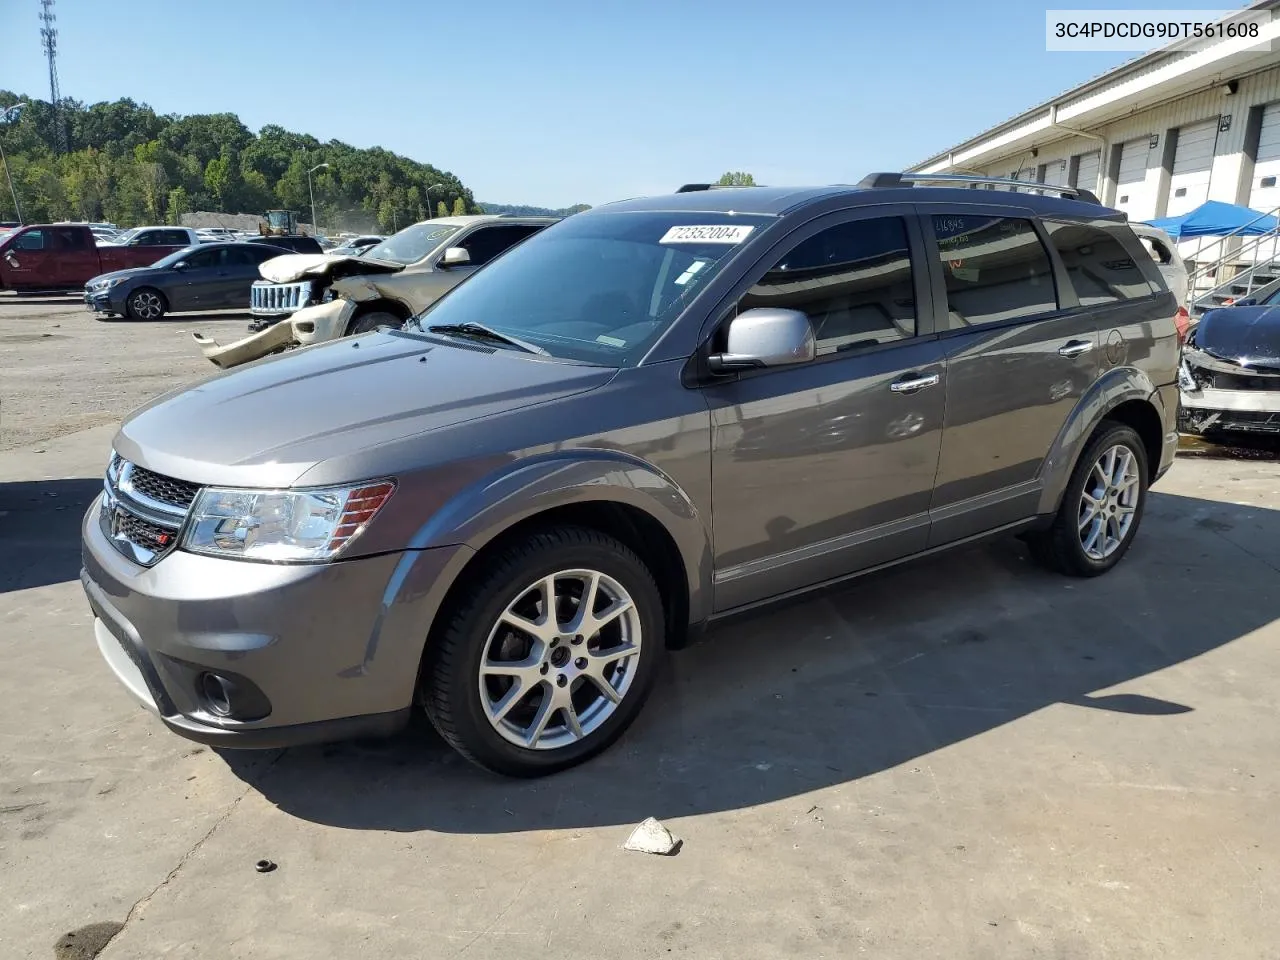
[{"xmin": 0, "ymin": 92, "xmax": 478, "ymax": 232}]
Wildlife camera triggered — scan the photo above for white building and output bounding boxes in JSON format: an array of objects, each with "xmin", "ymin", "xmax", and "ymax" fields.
[{"xmin": 908, "ymin": 3, "xmax": 1280, "ymax": 268}]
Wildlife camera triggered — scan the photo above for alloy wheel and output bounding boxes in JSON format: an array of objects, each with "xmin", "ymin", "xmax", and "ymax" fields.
[
  {"xmin": 1078, "ymin": 443, "xmax": 1140, "ymax": 561},
  {"xmin": 129, "ymin": 291, "xmax": 162, "ymax": 320},
  {"xmin": 478, "ymin": 568, "xmax": 642, "ymax": 751}
]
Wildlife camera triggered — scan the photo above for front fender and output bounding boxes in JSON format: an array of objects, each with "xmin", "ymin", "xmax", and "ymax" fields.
[
  {"xmin": 407, "ymin": 451, "xmax": 714, "ymax": 626},
  {"xmin": 1036, "ymin": 364, "xmax": 1161, "ymax": 515}
]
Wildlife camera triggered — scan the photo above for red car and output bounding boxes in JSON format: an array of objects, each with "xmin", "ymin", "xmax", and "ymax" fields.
[{"xmin": 0, "ymin": 224, "xmax": 200, "ymax": 291}]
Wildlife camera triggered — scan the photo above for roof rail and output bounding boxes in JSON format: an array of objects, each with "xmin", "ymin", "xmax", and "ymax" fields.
[
  {"xmin": 676, "ymin": 182, "xmax": 765, "ymax": 193},
  {"xmin": 858, "ymin": 171, "xmax": 1102, "ymax": 205}
]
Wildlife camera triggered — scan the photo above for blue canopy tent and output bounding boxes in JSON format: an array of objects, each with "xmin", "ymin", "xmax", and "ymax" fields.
[{"xmin": 1146, "ymin": 200, "xmax": 1278, "ymax": 239}]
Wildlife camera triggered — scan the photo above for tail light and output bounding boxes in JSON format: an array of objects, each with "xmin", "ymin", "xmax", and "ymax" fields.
[{"xmin": 1174, "ymin": 306, "xmax": 1190, "ymax": 347}]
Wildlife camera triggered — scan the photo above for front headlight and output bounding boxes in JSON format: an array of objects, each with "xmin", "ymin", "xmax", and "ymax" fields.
[
  {"xmin": 90, "ymin": 276, "xmax": 127, "ymax": 291},
  {"xmin": 182, "ymin": 480, "xmax": 395, "ymax": 563}
]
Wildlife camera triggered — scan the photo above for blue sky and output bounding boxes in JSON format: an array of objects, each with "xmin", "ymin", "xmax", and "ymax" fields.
[{"xmin": 0, "ymin": 0, "xmax": 1213, "ymax": 208}]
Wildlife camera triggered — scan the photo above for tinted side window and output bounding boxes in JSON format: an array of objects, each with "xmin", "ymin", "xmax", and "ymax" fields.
[
  {"xmin": 161, "ymin": 230, "xmax": 190, "ymax": 246},
  {"xmin": 1045, "ymin": 221, "xmax": 1154, "ymax": 305},
  {"xmin": 184, "ymin": 247, "xmax": 223, "ymax": 269},
  {"xmin": 14, "ymin": 230, "xmax": 46, "ymax": 251},
  {"xmin": 740, "ymin": 216, "xmax": 917, "ymax": 354},
  {"xmin": 52, "ymin": 228, "xmax": 90, "ymax": 251},
  {"xmin": 457, "ymin": 226, "xmax": 542, "ymax": 267},
  {"xmin": 933, "ymin": 215, "xmax": 1056, "ymax": 329}
]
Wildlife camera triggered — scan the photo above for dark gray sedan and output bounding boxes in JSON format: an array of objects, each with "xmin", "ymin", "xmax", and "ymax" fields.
[{"xmin": 84, "ymin": 242, "xmax": 291, "ymax": 320}]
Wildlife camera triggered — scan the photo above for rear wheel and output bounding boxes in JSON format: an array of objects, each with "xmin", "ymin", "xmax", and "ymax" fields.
[
  {"xmin": 420, "ymin": 527, "xmax": 664, "ymax": 777},
  {"xmin": 1027, "ymin": 421, "xmax": 1148, "ymax": 577},
  {"xmin": 346, "ymin": 310, "xmax": 401, "ymax": 336},
  {"xmin": 125, "ymin": 287, "xmax": 166, "ymax": 321}
]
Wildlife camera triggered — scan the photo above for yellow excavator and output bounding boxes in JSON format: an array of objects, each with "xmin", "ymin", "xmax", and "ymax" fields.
[{"xmin": 258, "ymin": 210, "xmax": 306, "ymax": 237}]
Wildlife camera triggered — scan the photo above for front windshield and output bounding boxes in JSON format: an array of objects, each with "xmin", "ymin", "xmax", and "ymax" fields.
[
  {"xmin": 363, "ymin": 222, "xmax": 459, "ymax": 265},
  {"xmin": 108, "ymin": 228, "xmax": 140, "ymax": 244},
  {"xmin": 412, "ymin": 211, "xmax": 771, "ymax": 366}
]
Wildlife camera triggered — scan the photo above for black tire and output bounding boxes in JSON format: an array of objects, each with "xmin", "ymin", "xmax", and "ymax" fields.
[
  {"xmin": 125, "ymin": 287, "xmax": 167, "ymax": 321},
  {"xmin": 346, "ymin": 310, "xmax": 401, "ymax": 336},
  {"xmin": 420, "ymin": 526, "xmax": 665, "ymax": 777},
  {"xmin": 1027, "ymin": 421, "xmax": 1149, "ymax": 577}
]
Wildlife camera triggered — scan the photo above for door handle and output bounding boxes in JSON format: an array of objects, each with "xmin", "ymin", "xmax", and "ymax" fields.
[
  {"xmin": 889, "ymin": 372, "xmax": 940, "ymax": 394},
  {"xmin": 1058, "ymin": 339, "xmax": 1093, "ymax": 358}
]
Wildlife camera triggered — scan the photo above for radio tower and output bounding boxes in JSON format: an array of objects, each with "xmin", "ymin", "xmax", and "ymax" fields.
[{"xmin": 39, "ymin": 0, "xmax": 67, "ymax": 154}]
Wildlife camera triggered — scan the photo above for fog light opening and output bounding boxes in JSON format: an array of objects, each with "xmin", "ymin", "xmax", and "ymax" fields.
[{"xmin": 200, "ymin": 672, "xmax": 233, "ymax": 717}]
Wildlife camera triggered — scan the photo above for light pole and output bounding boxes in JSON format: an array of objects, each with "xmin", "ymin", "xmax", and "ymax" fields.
[
  {"xmin": 425, "ymin": 183, "xmax": 445, "ymax": 218},
  {"xmin": 307, "ymin": 162, "xmax": 328, "ymax": 237},
  {"xmin": 0, "ymin": 103, "xmax": 27, "ymax": 225}
]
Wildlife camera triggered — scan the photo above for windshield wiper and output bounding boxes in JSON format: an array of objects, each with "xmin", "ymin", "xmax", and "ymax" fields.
[{"xmin": 425, "ymin": 322, "xmax": 548, "ymax": 356}]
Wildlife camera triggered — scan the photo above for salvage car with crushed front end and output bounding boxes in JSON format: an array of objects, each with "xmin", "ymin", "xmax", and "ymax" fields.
[
  {"xmin": 1179, "ymin": 303, "xmax": 1280, "ymax": 439},
  {"xmin": 190, "ymin": 215, "xmax": 555, "ymax": 368}
]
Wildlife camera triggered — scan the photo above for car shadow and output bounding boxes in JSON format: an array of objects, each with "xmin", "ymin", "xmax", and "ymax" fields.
[
  {"xmin": 224, "ymin": 488, "xmax": 1280, "ymax": 833},
  {"xmin": 97, "ymin": 311, "xmax": 251, "ymax": 324},
  {"xmin": 0, "ymin": 478, "xmax": 101, "ymax": 592}
]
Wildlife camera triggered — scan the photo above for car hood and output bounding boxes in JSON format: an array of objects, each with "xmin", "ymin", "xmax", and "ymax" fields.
[
  {"xmin": 1193, "ymin": 305, "xmax": 1280, "ymax": 368},
  {"xmin": 113, "ymin": 332, "xmax": 616, "ymax": 488},
  {"xmin": 88, "ymin": 266, "xmax": 159, "ymax": 285},
  {"xmin": 259, "ymin": 252, "xmax": 405, "ymax": 283}
]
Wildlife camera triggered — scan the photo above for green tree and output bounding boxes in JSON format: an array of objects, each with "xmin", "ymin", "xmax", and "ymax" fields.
[
  {"xmin": 166, "ymin": 185, "xmax": 190, "ymax": 225},
  {"xmin": 716, "ymin": 171, "xmax": 756, "ymax": 186},
  {"xmin": 204, "ymin": 153, "xmax": 232, "ymax": 211},
  {"xmin": 437, "ymin": 200, "xmax": 448, "ymax": 218},
  {"xmin": 451, "ymin": 196, "xmax": 466, "ymax": 216}
]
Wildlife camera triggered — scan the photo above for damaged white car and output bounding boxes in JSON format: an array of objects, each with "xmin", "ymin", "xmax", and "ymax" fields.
[
  {"xmin": 1179, "ymin": 301, "xmax": 1280, "ymax": 440},
  {"xmin": 192, "ymin": 215, "xmax": 556, "ymax": 368}
]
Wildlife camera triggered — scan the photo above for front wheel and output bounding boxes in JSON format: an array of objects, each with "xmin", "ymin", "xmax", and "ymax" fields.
[
  {"xmin": 125, "ymin": 288, "xmax": 166, "ymax": 321},
  {"xmin": 346, "ymin": 311, "xmax": 401, "ymax": 336},
  {"xmin": 1027, "ymin": 421, "xmax": 1149, "ymax": 577},
  {"xmin": 420, "ymin": 527, "xmax": 664, "ymax": 777}
]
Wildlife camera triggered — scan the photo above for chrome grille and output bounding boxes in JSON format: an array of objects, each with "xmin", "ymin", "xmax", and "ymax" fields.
[
  {"xmin": 101, "ymin": 455, "xmax": 197, "ymax": 566},
  {"xmin": 126, "ymin": 464, "xmax": 199, "ymax": 509},
  {"xmin": 250, "ymin": 280, "xmax": 312, "ymax": 316}
]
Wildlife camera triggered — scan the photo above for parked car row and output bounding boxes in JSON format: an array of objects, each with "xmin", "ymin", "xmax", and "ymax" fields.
[{"xmin": 80, "ymin": 175, "xmax": 1188, "ymax": 777}]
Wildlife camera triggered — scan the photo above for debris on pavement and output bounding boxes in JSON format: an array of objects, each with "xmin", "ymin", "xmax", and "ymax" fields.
[
  {"xmin": 254, "ymin": 859, "xmax": 277, "ymax": 873},
  {"xmin": 623, "ymin": 817, "xmax": 681, "ymax": 856}
]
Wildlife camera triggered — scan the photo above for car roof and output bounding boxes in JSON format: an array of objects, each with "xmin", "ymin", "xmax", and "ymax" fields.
[
  {"xmin": 593, "ymin": 185, "xmax": 1120, "ymax": 220},
  {"xmin": 405, "ymin": 215, "xmax": 560, "ymax": 228}
]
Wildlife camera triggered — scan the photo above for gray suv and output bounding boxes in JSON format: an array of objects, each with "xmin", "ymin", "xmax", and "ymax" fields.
[{"xmin": 81, "ymin": 174, "xmax": 1182, "ymax": 777}]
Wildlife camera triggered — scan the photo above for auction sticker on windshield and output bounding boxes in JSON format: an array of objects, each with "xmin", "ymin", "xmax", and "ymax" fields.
[{"xmin": 659, "ymin": 225, "xmax": 755, "ymax": 244}]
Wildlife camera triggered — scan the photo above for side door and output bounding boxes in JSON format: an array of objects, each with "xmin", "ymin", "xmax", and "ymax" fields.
[
  {"xmin": 169, "ymin": 246, "xmax": 222, "ymax": 310},
  {"xmin": 49, "ymin": 227, "xmax": 99, "ymax": 286},
  {"xmin": 1, "ymin": 229, "xmax": 54, "ymax": 288},
  {"xmin": 918, "ymin": 207, "xmax": 1099, "ymax": 545},
  {"xmin": 704, "ymin": 210, "xmax": 948, "ymax": 611},
  {"xmin": 218, "ymin": 246, "xmax": 272, "ymax": 307}
]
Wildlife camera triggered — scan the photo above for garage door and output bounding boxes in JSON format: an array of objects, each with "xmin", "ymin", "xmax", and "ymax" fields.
[
  {"xmin": 1248, "ymin": 103, "xmax": 1280, "ymax": 262},
  {"xmin": 1072, "ymin": 151, "xmax": 1101, "ymax": 194},
  {"xmin": 1042, "ymin": 159, "xmax": 1069, "ymax": 187},
  {"xmin": 1114, "ymin": 138, "xmax": 1155, "ymax": 220},
  {"xmin": 1165, "ymin": 119, "xmax": 1218, "ymax": 218}
]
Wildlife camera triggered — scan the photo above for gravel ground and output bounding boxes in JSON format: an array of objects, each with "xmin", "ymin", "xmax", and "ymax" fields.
[{"xmin": 0, "ymin": 292, "xmax": 249, "ymax": 451}]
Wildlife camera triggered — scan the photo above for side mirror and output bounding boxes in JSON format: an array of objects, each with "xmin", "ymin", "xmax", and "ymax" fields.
[
  {"xmin": 707, "ymin": 308, "xmax": 815, "ymax": 374},
  {"xmin": 1234, "ymin": 297, "xmax": 1257, "ymax": 307},
  {"xmin": 173, "ymin": 260, "xmax": 188, "ymax": 271},
  {"xmin": 440, "ymin": 246, "xmax": 471, "ymax": 267}
]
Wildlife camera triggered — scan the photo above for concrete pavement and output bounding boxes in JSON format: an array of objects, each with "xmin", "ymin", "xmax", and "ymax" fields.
[{"xmin": 3, "ymin": 418, "xmax": 1279, "ymax": 959}]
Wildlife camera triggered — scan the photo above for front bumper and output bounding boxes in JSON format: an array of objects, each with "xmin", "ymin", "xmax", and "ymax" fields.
[
  {"xmin": 80, "ymin": 494, "xmax": 468, "ymax": 749},
  {"xmin": 1179, "ymin": 361, "xmax": 1280, "ymax": 436},
  {"xmin": 193, "ymin": 299, "xmax": 354, "ymax": 369},
  {"xmin": 84, "ymin": 287, "xmax": 127, "ymax": 314}
]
